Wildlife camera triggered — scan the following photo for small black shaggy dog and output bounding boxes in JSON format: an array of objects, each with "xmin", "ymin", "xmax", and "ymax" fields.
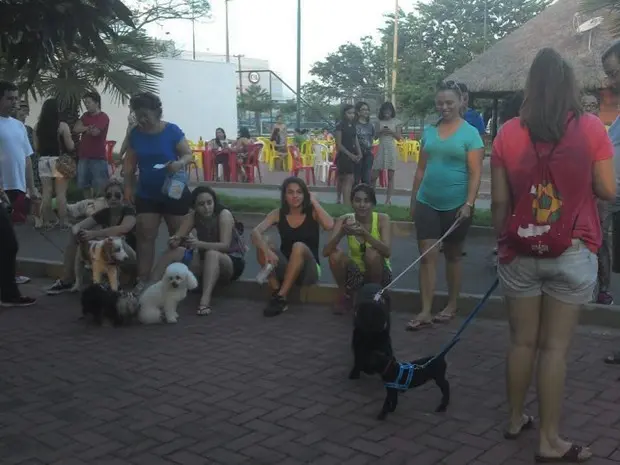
[
  {"xmin": 349, "ymin": 283, "xmax": 393, "ymax": 380},
  {"xmin": 81, "ymin": 283, "xmax": 139, "ymax": 327},
  {"xmin": 367, "ymin": 350, "xmax": 450, "ymax": 420}
]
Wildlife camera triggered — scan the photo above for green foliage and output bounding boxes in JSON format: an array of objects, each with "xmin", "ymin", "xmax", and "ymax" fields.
[
  {"xmin": 0, "ymin": 0, "xmax": 135, "ymax": 85},
  {"xmin": 304, "ymin": 0, "xmax": 551, "ymax": 119},
  {"xmin": 238, "ymin": 85, "xmax": 273, "ymax": 131}
]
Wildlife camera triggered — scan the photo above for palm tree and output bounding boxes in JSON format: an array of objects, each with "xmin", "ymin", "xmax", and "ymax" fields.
[
  {"xmin": 0, "ymin": 0, "xmax": 135, "ymax": 85},
  {"xmin": 582, "ymin": 0, "xmax": 620, "ymax": 36},
  {"xmin": 237, "ymin": 84, "xmax": 273, "ymax": 133}
]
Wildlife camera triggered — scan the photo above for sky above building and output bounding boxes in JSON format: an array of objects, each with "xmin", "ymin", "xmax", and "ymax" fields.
[{"xmin": 144, "ymin": 0, "xmax": 416, "ymax": 88}]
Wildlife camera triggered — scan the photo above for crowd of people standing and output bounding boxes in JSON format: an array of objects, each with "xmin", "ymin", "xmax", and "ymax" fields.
[{"xmin": 3, "ymin": 36, "xmax": 620, "ymax": 462}]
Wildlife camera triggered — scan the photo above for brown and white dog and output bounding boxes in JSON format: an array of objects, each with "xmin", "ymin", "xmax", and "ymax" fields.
[
  {"xmin": 66, "ymin": 197, "xmax": 107, "ymax": 222},
  {"xmin": 72, "ymin": 237, "xmax": 129, "ymax": 292}
]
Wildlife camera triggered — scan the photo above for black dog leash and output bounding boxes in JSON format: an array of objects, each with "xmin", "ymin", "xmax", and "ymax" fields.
[{"xmin": 385, "ymin": 278, "xmax": 500, "ymax": 390}]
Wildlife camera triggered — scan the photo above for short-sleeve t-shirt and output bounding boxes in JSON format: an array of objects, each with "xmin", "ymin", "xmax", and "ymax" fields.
[
  {"xmin": 336, "ymin": 121, "xmax": 357, "ymax": 155},
  {"xmin": 0, "ymin": 116, "xmax": 33, "ymax": 192},
  {"xmin": 417, "ymin": 121, "xmax": 484, "ymax": 211},
  {"xmin": 129, "ymin": 123, "xmax": 186, "ymax": 200},
  {"xmin": 92, "ymin": 206, "xmax": 137, "ymax": 250},
  {"xmin": 78, "ymin": 112, "xmax": 109, "ymax": 160},
  {"xmin": 356, "ymin": 121, "xmax": 375, "ymax": 154},
  {"xmin": 491, "ymin": 114, "xmax": 613, "ymax": 261}
]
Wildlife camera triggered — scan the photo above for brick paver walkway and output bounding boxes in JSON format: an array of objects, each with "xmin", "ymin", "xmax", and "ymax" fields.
[{"xmin": 1, "ymin": 282, "xmax": 620, "ymax": 464}]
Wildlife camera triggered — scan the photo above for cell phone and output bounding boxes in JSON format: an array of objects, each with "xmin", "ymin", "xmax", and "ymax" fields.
[{"xmin": 383, "ymin": 126, "xmax": 389, "ymax": 129}]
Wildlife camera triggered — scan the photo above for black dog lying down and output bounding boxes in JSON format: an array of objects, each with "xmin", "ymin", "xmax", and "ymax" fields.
[
  {"xmin": 81, "ymin": 283, "xmax": 139, "ymax": 327},
  {"xmin": 349, "ymin": 283, "xmax": 393, "ymax": 380},
  {"xmin": 368, "ymin": 350, "xmax": 450, "ymax": 420}
]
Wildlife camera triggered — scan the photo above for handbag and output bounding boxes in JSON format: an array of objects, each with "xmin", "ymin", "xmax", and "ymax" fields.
[{"xmin": 55, "ymin": 131, "xmax": 77, "ymax": 179}]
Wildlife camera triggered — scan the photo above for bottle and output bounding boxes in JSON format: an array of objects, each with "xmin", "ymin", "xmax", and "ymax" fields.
[{"xmin": 256, "ymin": 263, "xmax": 274, "ymax": 284}]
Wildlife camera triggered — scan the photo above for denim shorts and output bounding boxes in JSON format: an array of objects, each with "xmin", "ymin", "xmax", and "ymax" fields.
[
  {"xmin": 498, "ymin": 239, "xmax": 597, "ymax": 305},
  {"xmin": 78, "ymin": 159, "xmax": 109, "ymax": 190}
]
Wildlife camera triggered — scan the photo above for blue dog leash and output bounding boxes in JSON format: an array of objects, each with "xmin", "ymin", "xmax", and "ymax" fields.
[{"xmin": 385, "ymin": 278, "xmax": 500, "ymax": 391}]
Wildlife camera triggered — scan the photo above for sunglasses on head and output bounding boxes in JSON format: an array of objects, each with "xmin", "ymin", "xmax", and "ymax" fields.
[{"xmin": 105, "ymin": 192, "xmax": 122, "ymax": 200}]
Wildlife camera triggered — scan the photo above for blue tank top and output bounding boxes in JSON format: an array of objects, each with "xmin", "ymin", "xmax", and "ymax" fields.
[{"xmin": 130, "ymin": 123, "xmax": 187, "ymax": 200}]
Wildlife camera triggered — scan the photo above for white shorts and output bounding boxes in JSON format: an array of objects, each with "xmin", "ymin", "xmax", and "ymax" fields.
[
  {"xmin": 498, "ymin": 239, "xmax": 597, "ymax": 306},
  {"xmin": 38, "ymin": 156, "xmax": 63, "ymax": 178}
]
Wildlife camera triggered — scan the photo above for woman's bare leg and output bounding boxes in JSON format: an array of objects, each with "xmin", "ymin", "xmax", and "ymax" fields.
[
  {"xmin": 40, "ymin": 177, "xmax": 54, "ymax": 225},
  {"xmin": 386, "ymin": 169, "xmax": 395, "ymax": 205},
  {"xmin": 199, "ymin": 249, "xmax": 234, "ymax": 309},
  {"xmin": 363, "ymin": 248, "xmax": 385, "ymax": 284},
  {"xmin": 336, "ymin": 174, "xmax": 345, "ymax": 204},
  {"xmin": 278, "ymin": 242, "xmax": 313, "ymax": 298},
  {"xmin": 55, "ymin": 177, "xmax": 69, "ymax": 228},
  {"xmin": 441, "ymin": 241, "xmax": 465, "ymax": 316},
  {"xmin": 505, "ymin": 295, "xmax": 542, "ymax": 435},
  {"xmin": 150, "ymin": 247, "xmax": 185, "ymax": 282},
  {"xmin": 341, "ymin": 174, "xmax": 354, "ymax": 206},
  {"xmin": 256, "ymin": 239, "xmax": 280, "ymax": 292},
  {"xmin": 136, "ymin": 213, "xmax": 161, "ymax": 283},
  {"xmin": 536, "ymin": 296, "xmax": 590, "ymax": 460},
  {"xmin": 414, "ymin": 239, "xmax": 440, "ymax": 323},
  {"xmin": 327, "ymin": 249, "xmax": 349, "ymax": 292}
]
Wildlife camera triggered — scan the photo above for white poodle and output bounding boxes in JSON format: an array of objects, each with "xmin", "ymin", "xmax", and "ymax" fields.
[{"xmin": 138, "ymin": 262, "xmax": 198, "ymax": 324}]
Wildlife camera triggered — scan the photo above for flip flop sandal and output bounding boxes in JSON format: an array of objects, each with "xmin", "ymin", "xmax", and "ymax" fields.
[
  {"xmin": 603, "ymin": 352, "xmax": 620, "ymax": 364},
  {"xmin": 433, "ymin": 312, "xmax": 456, "ymax": 324},
  {"xmin": 534, "ymin": 444, "xmax": 591, "ymax": 463},
  {"xmin": 197, "ymin": 306, "xmax": 212, "ymax": 316},
  {"xmin": 503, "ymin": 415, "xmax": 535, "ymax": 439},
  {"xmin": 405, "ymin": 319, "xmax": 433, "ymax": 331}
]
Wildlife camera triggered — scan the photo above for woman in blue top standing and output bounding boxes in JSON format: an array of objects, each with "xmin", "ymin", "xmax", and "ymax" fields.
[
  {"xmin": 123, "ymin": 92, "xmax": 194, "ymax": 292},
  {"xmin": 406, "ymin": 81, "xmax": 484, "ymax": 330}
]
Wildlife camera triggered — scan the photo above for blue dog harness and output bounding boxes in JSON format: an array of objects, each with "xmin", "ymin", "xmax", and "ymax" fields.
[
  {"xmin": 182, "ymin": 248, "xmax": 194, "ymax": 266},
  {"xmin": 384, "ymin": 363, "xmax": 416, "ymax": 391},
  {"xmin": 383, "ymin": 278, "xmax": 499, "ymax": 391}
]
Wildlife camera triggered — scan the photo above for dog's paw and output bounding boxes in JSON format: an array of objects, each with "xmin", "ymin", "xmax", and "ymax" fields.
[
  {"xmin": 435, "ymin": 403, "xmax": 448, "ymax": 413},
  {"xmin": 165, "ymin": 316, "xmax": 178, "ymax": 324},
  {"xmin": 348, "ymin": 369, "xmax": 361, "ymax": 380}
]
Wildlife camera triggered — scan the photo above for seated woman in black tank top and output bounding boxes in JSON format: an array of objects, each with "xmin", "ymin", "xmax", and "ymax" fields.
[
  {"xmin": 251, "ymin": 177, "xmax": 334, "ymax": 317},
  {"xmin": 150, "ymin": 185, "xmax": 246, "ymax": 315}
]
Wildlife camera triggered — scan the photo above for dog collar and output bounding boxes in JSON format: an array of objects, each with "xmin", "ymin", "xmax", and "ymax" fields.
[{"xmin": 384, "ymin": 362, "xmax": 416, "ymax": 391}]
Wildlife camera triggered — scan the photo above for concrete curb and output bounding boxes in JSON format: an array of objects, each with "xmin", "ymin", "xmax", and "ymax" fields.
[
  {"xmin": 209, "ymin": 181, "xmax": 492, "ymax": 201},
  {"xmin": 19, "ymin": 258, "xmax": 620, "ymax": 329},
  {"xmin": 233, "ymin": 212, "xmax": 495, "ymax": 239}
]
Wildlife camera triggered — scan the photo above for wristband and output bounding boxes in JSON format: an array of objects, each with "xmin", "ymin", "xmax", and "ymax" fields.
[{"xmin": 466, "ymin": 202, "xmax": 474, "ymax": 208}]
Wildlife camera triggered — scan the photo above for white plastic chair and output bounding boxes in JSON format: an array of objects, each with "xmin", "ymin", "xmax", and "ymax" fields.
[{"xmin": 313, "ymin": 143, "xmax": 331, "ymax": 183}]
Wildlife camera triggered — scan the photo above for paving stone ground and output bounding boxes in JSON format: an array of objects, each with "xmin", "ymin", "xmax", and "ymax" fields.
[{"xmin": 2, "ymin": 281, "xmax": 620, "ymax": 465}]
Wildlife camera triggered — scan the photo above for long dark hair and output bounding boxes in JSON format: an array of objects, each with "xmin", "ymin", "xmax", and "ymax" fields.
[
  {"xmin": 280, "ymin": 176, "xmax": 312, "ymax": 215},
  {"xmin": 520, "ymin": 48, "xmax": 582, "ymax": 143},
  {"xmin": 355, "ymin": 101, "xmax": 369, "ymax": 122},
  {"xmin": 191, "ymin": 185, "xmax": 226, "ymax": 216},
  {"xmin": 378, "ymin": 101, "xmax": 396, "ymax": 121},
  {"xmin": 340, "ymin": 104, "xmax": 355, "ymax": 125},
  {"xmin": 36, "ymin": 98, "xmax": 61, "ymax": 152}
]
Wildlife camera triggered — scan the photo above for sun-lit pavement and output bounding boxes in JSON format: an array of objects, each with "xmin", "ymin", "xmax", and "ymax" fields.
[{"xmin": 2, "ymin": 281, "xmax": 620, "ymax": 464}]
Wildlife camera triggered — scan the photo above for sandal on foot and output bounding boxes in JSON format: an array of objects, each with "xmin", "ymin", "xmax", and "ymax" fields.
[
  {"xmin": 405, "ymin": 319, "xmax": 433, "ymax": 331},
  {"xmin": 433, "ymin": 312, "xmax": 456, "ymax": 324},
  {"xmin": 603, "ymin": 352, "xmax": 620, "ymax": 364},
  {"xmin": 197, "ymin": 306, "xmax": 211, "ymax": 316},
  {"xmin": 503, "ymin": 415, "xmax": 535, "ymax": 439},
  {"xmin": 534, "ymin": 444, "xmax": 591, "ymax": 463}
]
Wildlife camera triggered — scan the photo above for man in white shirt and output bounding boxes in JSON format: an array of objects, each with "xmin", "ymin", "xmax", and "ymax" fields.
[{"xmin": 0, "ymin": 80, "xmax": 36, "ymax": 307}]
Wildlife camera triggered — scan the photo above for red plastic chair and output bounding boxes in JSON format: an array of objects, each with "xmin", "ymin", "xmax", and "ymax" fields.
[
  {"xmin": 105, "ymin": 140, "xmax": 118, "ymax": 176},
  {"xmin": 326, "ymin": 148, "xmax": 338, "ymax": 186},
  {"xmin": 289, "ymin": 145, "xmax": 316, "ymax": 185},
  {"xmin": 238, "ymin": 143, "xmax": 262, "ymax": 183}
]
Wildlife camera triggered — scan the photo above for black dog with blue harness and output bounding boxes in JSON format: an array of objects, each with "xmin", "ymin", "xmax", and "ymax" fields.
[{"xmin": 369, "ymin": 278, "xmax": 499, "ymax": 420}]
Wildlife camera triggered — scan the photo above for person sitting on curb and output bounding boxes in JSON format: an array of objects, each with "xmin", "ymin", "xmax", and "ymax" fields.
[
  {"xmin": 251, "ymin": 176, "xmax": 333, "ymax": 317},
  {"xmin": 46, "ymin": 180, "xmax": 137, "ymax": 294},
  {"xmin": 323, "ymin": 183, "xmax": 392, "ymax": 314},
  {"xmin": 149, "ymin": 185, "xmax": 246, "ymax": 315}
]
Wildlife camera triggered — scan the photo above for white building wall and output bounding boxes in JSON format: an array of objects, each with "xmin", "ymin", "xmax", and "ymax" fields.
[{"xmin": 25, "ymin": 58, "xmax": 238, "ymax": 148}]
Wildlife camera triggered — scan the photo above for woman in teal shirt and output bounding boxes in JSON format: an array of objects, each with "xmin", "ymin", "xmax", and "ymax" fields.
[{"xmin": 407, "ymin": 81, "xmax": 484, "ymax": 330}]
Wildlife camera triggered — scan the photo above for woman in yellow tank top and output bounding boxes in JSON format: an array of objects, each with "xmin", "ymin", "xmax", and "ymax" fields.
[{"xmin": 323, "ymin": 184, "xmax": 392, "ymax": 313}]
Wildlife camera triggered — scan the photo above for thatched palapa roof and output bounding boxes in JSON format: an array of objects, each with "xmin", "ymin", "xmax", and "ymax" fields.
[{"xmin": 446, "ymin": 0, "xmax": 612, "ymax": 96}]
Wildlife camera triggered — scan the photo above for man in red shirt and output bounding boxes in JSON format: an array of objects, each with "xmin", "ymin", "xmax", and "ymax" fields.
[{"xmin": 73, "ymin": 91, "xmax": 109, "ymax": 198}]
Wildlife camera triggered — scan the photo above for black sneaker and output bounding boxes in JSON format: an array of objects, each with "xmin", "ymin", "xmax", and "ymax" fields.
[
  {"xmin": 1, "ymin": 296, "xmax": 36, "ymax": 307},
  {"xmin": 46, "ymin": 279, "xmax": 74, "ymax": 295},
  {"xmin": 263, "ymin": 294, "xmax": 288, "ymax": 317}
]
